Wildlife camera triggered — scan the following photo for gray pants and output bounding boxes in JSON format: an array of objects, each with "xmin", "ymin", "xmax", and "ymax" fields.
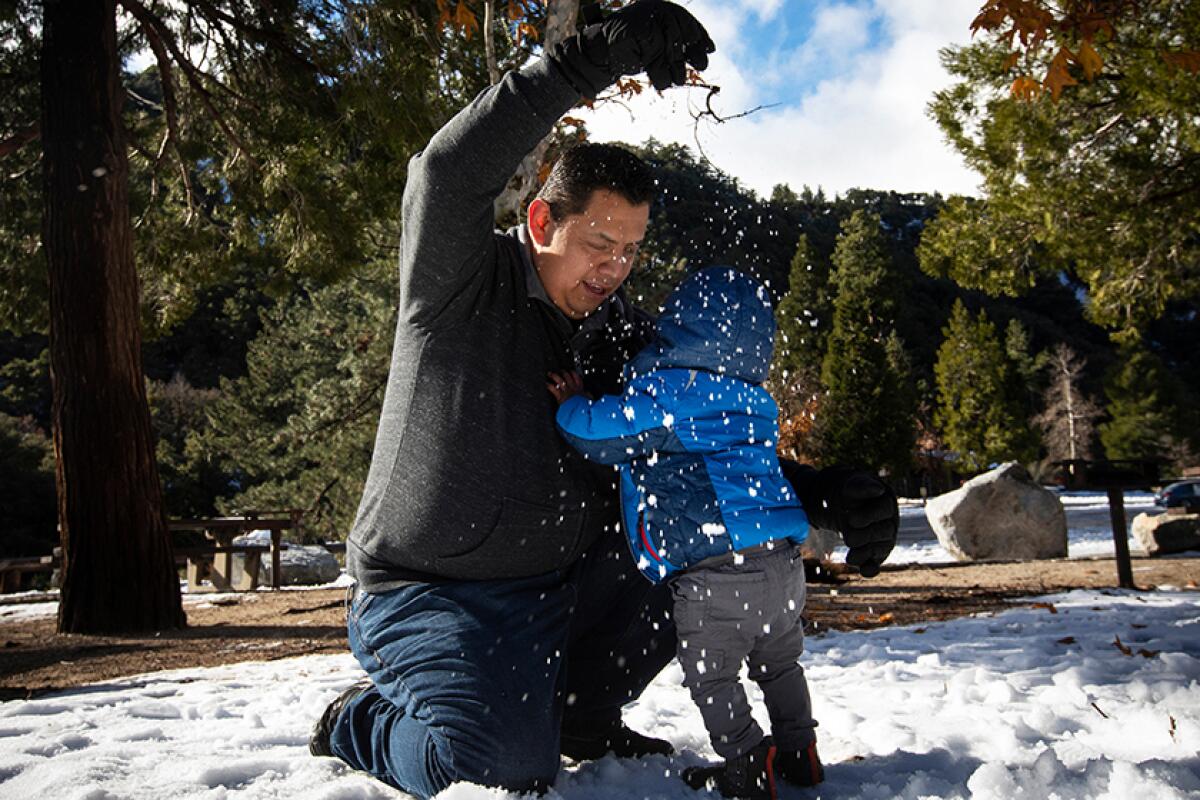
[{"xmin": 670, "ymin": 545, "xmax": 816, "ymax": 760}]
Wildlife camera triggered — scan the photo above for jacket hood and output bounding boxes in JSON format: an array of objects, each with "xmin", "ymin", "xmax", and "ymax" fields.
[{"xmin": 626, "ymin": 266, "xmax": 775, "ymax": 384}]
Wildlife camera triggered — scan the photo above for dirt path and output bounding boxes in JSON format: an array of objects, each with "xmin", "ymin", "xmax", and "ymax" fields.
[{"xmin": 1, "ymin": 556, "xmax": 1196, "ymax": 701}]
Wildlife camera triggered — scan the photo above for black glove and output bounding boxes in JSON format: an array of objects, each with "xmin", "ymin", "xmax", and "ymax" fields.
[
  {"xmin": 550, "ymin": 0, "xmax": 715, "ymax": 98},
  {"xmin": 781, "ymin": 460, "xmax": 899, "ymax": 578}
]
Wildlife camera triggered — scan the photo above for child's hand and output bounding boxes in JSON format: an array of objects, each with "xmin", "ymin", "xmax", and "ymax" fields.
[{"xmin": 546, "ymin": 370, "xmax": 584, "ymax": 405}]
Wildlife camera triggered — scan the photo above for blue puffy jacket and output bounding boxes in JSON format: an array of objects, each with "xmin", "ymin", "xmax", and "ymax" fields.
[{"xmin": 556, "ymin": 267, "xmax": 809, "ymax": 583}]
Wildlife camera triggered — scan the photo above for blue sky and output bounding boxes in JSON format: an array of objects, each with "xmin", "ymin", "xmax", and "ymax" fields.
[
  {"xmin": 123, "ymin": 1, "xmax": 982, "ymax": 198},
  {"xmin": 582, "ymin": 0, "xmax": 984, "ymax": 198}
]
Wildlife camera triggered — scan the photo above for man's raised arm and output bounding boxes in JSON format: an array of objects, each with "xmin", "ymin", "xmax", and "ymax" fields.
[{"xmin": 399, "ymin": 0, "xmax": 714, "ymax": 325}]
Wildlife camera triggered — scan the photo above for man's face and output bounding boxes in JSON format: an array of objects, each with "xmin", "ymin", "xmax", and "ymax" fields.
[{"xmin": 528, "ymin": 190, "xmax": 650, "ymax": 320}]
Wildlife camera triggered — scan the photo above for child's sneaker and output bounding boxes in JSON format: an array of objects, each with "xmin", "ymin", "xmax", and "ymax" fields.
[
  {"xmin": 774, "ymin": 739, "xmax": 825, "ymax": 787},
  {"xmin": 682, "ymin": 737, "xmax": 777, "ymax": 799}
]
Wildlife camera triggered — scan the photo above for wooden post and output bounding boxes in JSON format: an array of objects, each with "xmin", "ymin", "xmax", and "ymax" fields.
[
  {"xmin": 270, "ymin": 528, "xmax": 282, "ymax": 591},
  {"xmin": 207, "ymin": 529, "xmax": 235, "ymax": 593},
  {"xmin": 1106, "ymin": 488, "xmax": 1136, "ymax": 589}
]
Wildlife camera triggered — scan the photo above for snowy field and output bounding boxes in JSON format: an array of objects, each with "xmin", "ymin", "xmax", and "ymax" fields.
[
  {"xmin": 3, "ymin": 492, "xmax": 1197, "ymax": 798},
  {"xmin": 2, "ymin": 587, "xmax": 1198, "ymax": 799}
]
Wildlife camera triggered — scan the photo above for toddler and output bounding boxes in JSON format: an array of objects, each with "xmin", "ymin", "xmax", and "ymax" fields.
[{"xmin": 548, "ymin": 266, "xmax": 825, "ymax": 799}]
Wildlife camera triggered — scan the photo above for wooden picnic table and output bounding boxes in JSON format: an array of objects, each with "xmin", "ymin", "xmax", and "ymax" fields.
[
  {"xmin": 169, "ymin": 511, "xmax": 302, "ymax": 592},
  {"xmin": 0, "ymin": 511, "xmax": 345, "ymax": 595},
  {"xmin": 0, "ymin": 555, "xmax": 56, "ymax": 594}
]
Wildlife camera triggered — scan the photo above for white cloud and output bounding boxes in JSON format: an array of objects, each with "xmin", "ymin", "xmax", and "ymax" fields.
[
  {"xmin": 580, "ymin": 0, "xmax": 983, "ymax": 198},
  {"xmin": 807, "ymin": 2, "xmax": 874, "ymax": 60},
  {"xmin": 756, "ymin": 1, "xmax": 875, "ymax": 87},
  {"xmin": 737, "ymin": 0, "xmax": 787, "ymax": 23}
]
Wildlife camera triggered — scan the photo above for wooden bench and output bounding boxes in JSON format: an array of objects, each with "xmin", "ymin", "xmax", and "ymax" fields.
[
  {"xmin": 0, "ymin": 511, "xmax": 330, "ymax": 596},
  {"xmin": 0, "ymin": 555, "xmax": 57, "ymax": 594}
]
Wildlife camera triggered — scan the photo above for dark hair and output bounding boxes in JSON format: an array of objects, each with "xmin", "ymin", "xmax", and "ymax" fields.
[{"xmin": 536, "ymin": 143, "xmax": 656, "ymax": 221}]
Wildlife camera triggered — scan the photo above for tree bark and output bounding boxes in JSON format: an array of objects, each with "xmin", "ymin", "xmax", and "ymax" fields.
[
  {"xmin": 494, "ymin": 0, "xmax": 580, "ymax": 224},
  {"xmin": 41, "ymin": 0, "xmax": 186, "ymax": 634},
  {"xmin": 484, "ymin": 0, "xmax": 500, "ymax": 85}
]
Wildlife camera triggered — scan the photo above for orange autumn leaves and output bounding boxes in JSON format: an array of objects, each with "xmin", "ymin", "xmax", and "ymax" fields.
[
  {"xmin": 436, "ymin": 0, "xmax": 541, "ymax": 45},
  {"xmin": 971, "ymin": 0, "xmax": 1199, "ymax": 100}
]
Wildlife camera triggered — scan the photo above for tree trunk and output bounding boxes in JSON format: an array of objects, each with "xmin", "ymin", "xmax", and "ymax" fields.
[
  {"xmin": 484, "ymin": 0, "xmax": 500, "ymax": 85},
  {"xmin": 41, "ymin": 0, "xmax": 186, "ymax": 634},
  {"xmin": 1063, "ymin": 371, "xmax": 1078, "ymax": 461},
  {"xmin": 494, "ymin": 0, "xmax": 580, "ymax": 224}
]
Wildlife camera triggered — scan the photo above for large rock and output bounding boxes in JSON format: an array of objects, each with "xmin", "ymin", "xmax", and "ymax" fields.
[
  {"xmin": 925, "ymin": 462, "xmax": 1067, "ymax": 561},
  {"xmin": 799, "ymin": 527, "xmax": 842, "ymax": 562},
  {"xmin": 265, "ymin": 545, "xmax": 342, "ymax": 586},
  {"xmin": 233, "ymin": 531, "xmax": 343, "ymax": 586},
  {"xmin": 1131, "ymin": 511, "xmax": 1200, "ymax": 556}
]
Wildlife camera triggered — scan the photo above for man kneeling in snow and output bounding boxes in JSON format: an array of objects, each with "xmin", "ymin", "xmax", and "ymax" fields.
[{"xmin": 307, "ymin": 2, "xmax": 895, "ymax": 797}]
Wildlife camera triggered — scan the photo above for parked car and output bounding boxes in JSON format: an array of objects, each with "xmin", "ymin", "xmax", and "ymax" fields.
[{"xmin": 1154, "ymin": 480, "xmax": 1200, "ymax": 513}]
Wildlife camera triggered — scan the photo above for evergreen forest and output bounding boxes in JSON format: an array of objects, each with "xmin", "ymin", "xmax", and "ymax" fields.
[
  {"xmin": 2, "ymin": 0, "xmax": 1197, "ymax": 608},
  {"xmin": 6, "ymin": 138, "xmax": 1197, "ymax": 556}
]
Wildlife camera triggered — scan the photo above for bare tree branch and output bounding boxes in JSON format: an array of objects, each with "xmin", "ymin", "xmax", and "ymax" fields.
[
  {"xmin": 1035, "ymin": 343, "xmax": 1101, "ymax": 462},
  {"xmin": 695, "ymin": 84, "xmax": 779, "ymax": 123},
  {"xmin": 118, "ymin": 0, "xmax": 257, "ymax": 108},
  {"xmin": 687, "ymin": 82, "xmax": 778, "ymax": 164},
  {"xmin": 189, "ymin": 0, "xmax": 326, "ymax": 75},
  {"xmin": 119, "ymin": 0, "xmax": 262, "ymax": 174},
  {"xmin": 304, "ymin": 476, "xmax": 341, "ymax": 519},
  {"xmin": 126, "ymin": 87, "xmax": 164, "ymax": 111},
  {"xmin": 0, "ymin": 122, "xmax": 40, "ymax": 159},
  {"xmin": 134, "ymin": 10, "xmax": 197, "ymax": 222}
]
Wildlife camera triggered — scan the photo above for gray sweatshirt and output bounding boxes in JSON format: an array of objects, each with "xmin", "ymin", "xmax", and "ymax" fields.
[{"xmin": 347, "ymin": 57, "xmax": 653, "ymax": 591}]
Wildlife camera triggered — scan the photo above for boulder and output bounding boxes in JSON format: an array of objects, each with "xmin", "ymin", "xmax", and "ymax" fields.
[
  {"xmin": 799, "ymin": 527, "xmax": 842, "ymax": 562},
  {"xmin": 264, "ymin": 545, "xmax": 342, "ymax": 586},
  {"xmin": 925, "ymin": 462, "xmax": 1067, "ymax": 561},
  {"xmin": 1131, "ymin": 511, "xmax": 1200, "ymax": 556},
  {"xmin": 232, "ymin": 530, "xmax": 343, "ymax": 586}
]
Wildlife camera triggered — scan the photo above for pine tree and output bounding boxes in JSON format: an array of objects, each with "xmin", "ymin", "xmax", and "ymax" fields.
[
  {"xmin": 1004, "ymin": 318, "xmax": 1044, "ymax": 414},
  {"xmin": 934, "ymin": 300, "xmax": 1037, "ymax": 472},
  {"xmin": 147, "ymin": 374, "xmax": 225, "ymax": 520},
  {"xmin": 40, "ymin": 0, "xmax": 185, "ymax": 633},
  {"xmin": 773, "ymin": 234, "xmax": 828, "ymax": 395},
  {"xmin": 1099, "ymin": 343, "xmax": 1177, "ymax": 462},
  {"xmin": 0, "ymin": 413, "xmax": 56, "ymax": 559},
  {"xmin": 771, "ymin": 235, "xmax": 829, "ymax": 464},
  {"xmin": 920, "ymin": 0, "xmax": 1200, "ymax": 332},
  {"xmin": 812, "ymin": 211, "xmax": 915, "ymax": 475},
  {"xmin": 190, "ymin": 270, "xmax": 396, "ymax": 541},
  {"xmin": 883, "ymin": 329, "xmax": 919, "ymax": 471}
]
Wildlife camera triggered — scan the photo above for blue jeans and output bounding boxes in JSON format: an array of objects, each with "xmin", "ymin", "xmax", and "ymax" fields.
[{"xmin": 329, "ymin": 530, "xmax": 674, "ymax": 798}]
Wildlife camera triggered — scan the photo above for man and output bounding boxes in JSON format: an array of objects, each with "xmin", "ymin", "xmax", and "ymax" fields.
[{"xmin": 310, "ymin": 2, "xmax": 897, "ymax": 797}]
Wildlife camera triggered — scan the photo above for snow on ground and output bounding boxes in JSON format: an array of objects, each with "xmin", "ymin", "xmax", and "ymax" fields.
[
  {"xmin": 1054, "ymin": 492, "xmax": 1158, "ymax": 560},
  {"xmin": 2, "ymin": 588, "xmax": 1198, "ymax": 799},
  {"xmin": 0, "ymin": 573, "xmax": 356, "ymax": 625}
]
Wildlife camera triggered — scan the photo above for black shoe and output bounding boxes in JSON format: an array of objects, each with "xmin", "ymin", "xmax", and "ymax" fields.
[
  {"xmin": 682, "ymin": 737, "xmax": 777, "ymax": 799},
  {"xmin": 774, "ymin": 739, "xmax": 825, "ymax": 787},
  {"xmin": 561, "ymin": 721, "xmax": 675, "ymax": 760},
  {"xmin": 309, "ymin": 679, "xmax": 372, "ymax": 757}
]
